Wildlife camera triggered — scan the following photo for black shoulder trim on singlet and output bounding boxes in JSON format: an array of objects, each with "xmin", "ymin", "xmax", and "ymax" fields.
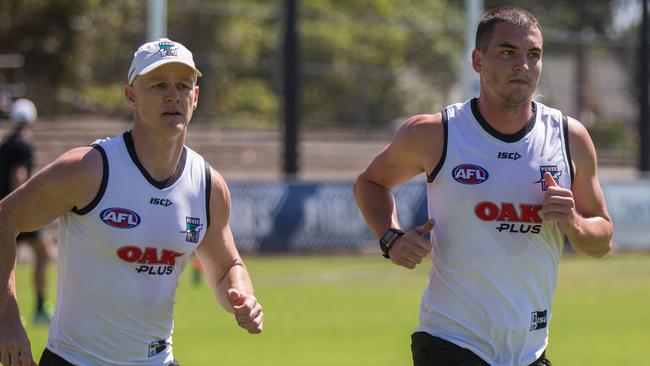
[
  {"xmin": 471, "ymin": 98, "xmax": 537, "ymax": 143},
  {"xmin": 204, "ymin": 160, "xmax": 212, "ymax": 229},
  {"xmin": 562, "ymin": 114, "xmax": 575, "ymax": 185},
  {"xmin": 72, "ymin": 144, "xmax": 109, "ymax": 215},
  {"xmin": 123, "ymin": 131, "xmax": 187, "ymax": 190},
  {"xmin": 427, "ymin": 109, "xmax": 448, "ymax": 183}
]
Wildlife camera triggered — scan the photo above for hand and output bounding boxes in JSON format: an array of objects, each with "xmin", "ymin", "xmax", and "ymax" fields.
[
  {"xmin": 542, "ymin": 172, "xmax": 576, "ymax": 230},
  {"xmin": 0, "ymin": 316, "xmax": 36, "ymax": 366},
  {"xmin": 388, "ymin": 219, "xmax": 434, "ymax": 269},
  {"xmin": 227, "ymin": 289, "xmax": 263, "ymax": 334}
]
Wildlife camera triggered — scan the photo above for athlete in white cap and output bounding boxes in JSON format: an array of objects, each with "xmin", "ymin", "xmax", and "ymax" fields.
[
  {"xmin": 355, "ymin": 6, "xmax": 612, "ymax": 366},
  {"xmin": 0, "ymin": 38, "xmax": 263, "ymax": 366}
]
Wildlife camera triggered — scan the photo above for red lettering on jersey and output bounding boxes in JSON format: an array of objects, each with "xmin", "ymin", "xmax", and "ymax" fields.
[
  {"xmin": 159, "ymin": 249, "xmax": 184, "ymax": 266},
  {"xmin": 475, "ymin": 201, "xmax": 499, "ymax": 221},
  {"xmin": 116, "ymin": 246, "xmax": 185, "ymax": 266},
  {"xmin": 519, "ymin": 204, "xmax": 543, "ymax": 223},
  {"xmin": 139, "ymin": 247, "xmax": 159, "ymax": 264},
  {"xmin": 117, "ymin": 245, "xmax": 142, "ymax": 262},
  {"xmin": 496, "ymin": 203, "xmax": 518, "ymax": 222},
  {"xmin": 475, "ymin": 202, "xmax": 544, "ymax": 223}
]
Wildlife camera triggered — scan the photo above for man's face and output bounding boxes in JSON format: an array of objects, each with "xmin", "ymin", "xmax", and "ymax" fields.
[
  {"xmin": 125, "ymin": 63, "xmax": 199, "ymax": 135},
  {"xmin": 473, "ymin": 22, "xmax": 543, "ymax": 107}
]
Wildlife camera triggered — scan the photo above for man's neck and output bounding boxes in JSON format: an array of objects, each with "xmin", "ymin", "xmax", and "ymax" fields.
[
  {"xmin": 476, "ymin": 96, "xmax": 534, "ymax": 135},
  {"xmin": 129, "ymin": 125, "xmax": 186, "ymax": 181}
]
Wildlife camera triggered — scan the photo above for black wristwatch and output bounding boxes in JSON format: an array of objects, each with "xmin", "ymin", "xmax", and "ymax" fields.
[{"xmin": 379, "ymin": 228, "xmax": 405, "ymax": 258}]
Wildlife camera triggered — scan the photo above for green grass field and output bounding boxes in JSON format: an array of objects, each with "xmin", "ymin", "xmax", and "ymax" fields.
[{"xmin": 15, "ymin": 253, "xmax": 650, "ymax": 365}]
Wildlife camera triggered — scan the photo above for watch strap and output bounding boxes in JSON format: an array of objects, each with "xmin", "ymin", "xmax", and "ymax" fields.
[{"xmin": 379, "ymin": 228, "xmax": 405, "ymax": 258}]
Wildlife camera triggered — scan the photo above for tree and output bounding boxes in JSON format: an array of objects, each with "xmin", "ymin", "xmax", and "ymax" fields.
[{"xmin": 0, "ymin": 0, "xmax": 98, "ymax": 113}]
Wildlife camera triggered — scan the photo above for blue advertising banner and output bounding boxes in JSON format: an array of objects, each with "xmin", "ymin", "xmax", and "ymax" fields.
[
  {"xmin": 229, "ymin": 180, "xmax": 427, "ymax": 254},
  {"xmin": 601, "ymin": 180, "xmax": 650, "ymax": 250},
  {"xmin": 228, "ymin": 179, "xmax": 650, "ymax": 253}
]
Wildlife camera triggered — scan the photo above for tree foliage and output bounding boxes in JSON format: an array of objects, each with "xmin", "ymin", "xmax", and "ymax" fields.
[{"xmin": 0, "ymin": 0, "xmax": 634, "ymax": 129}]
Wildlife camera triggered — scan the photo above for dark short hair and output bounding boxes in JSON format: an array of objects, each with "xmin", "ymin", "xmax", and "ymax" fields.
[{"xmin": 475, "ymin": 6, "xmax": 541, "ymax": 52}]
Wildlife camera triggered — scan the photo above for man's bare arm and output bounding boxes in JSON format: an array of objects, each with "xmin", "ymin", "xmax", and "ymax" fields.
[
  {"xmin": 542, "ymin": 117, "xmax": 613, "ymax": 258},
  {"xmin": 0, "ymin": 146, "xmax": 103, "ymax": 366},
  {"xmin": 195, "ymin": 168, "xmax": 262, "ymax": 334},
  {"xmin": 354, "ymin": 114, "xmax": 443, "ymax": 268}
]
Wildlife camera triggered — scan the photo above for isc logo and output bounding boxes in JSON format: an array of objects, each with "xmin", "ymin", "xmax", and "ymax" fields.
[
  {"xmin": 100, "ymin": 207, "xmax": 141, "ymax": 229},
  {"xmin": 497, "ymin": 152, "xmax": 521, "ymax": 160},
  {"xmin": 452, "ymin": 164, "xmax": 489, "ymax": 185},
  {"xmin": 150, "ymin": 197, "xmax": 172, "ymax": 207}
]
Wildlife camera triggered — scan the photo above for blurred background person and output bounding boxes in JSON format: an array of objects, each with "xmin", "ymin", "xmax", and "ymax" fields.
[
  {"xmin": 0, "ymin": 75, "xmax": 13, "ymax": 121},
  {"xmin": 0, "ymin": 98, "xmax": 55, "ymax": 324}
]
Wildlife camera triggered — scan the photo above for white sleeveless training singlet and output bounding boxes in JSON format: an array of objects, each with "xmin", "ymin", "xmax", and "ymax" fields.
[
  {"xmin": 418, "ymin": 99, "xmax": 572, "ymax": 366},
  {"xmin": 46, "ymin": 132, "xmax": 211, "ymax": 366}
]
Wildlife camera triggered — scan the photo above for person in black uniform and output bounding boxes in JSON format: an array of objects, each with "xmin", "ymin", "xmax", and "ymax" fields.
[{"xmin": 0, "ymin": 98, "xmax": 55, "ymax": 324}]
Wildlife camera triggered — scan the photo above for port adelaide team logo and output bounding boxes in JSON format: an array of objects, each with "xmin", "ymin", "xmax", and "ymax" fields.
[
  {"xmin": 452, "ymin": 164, "xmax": 489, "ymax": 185},
  {"xmin": 180, "ymin": 217, "xmax": 203, "ymax": 243},
  {"xmin": 533, "ymin": 165, "xmax": 562, "ymax": 191},
  {"xmin": 100, "ymin": 207, "xmax": 141, "ymax": 229}
]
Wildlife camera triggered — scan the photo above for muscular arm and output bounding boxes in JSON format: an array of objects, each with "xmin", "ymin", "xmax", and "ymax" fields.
[
  {"xmin": 195, "ymin": 168, "xmax": 262, "ymax": 333},
  {"xmin": 0, "ymin": 146, "xmax": 103, "ymax": 365},
  {"xmin": 543, "ymin": 117, "xmax": 613, "ymax": 258},
  {"xmin": 353, "ymin": 114, "xmax": 442, "ymax": 268}
]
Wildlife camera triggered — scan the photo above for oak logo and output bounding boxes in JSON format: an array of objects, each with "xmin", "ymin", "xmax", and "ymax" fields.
[
  {"xmin": 474, "ymin": 201, "xmax": 543, "ymax": 234},
  {"xmin": 116, "ymin": 245, "xmax": 185, "ymax": 275}
]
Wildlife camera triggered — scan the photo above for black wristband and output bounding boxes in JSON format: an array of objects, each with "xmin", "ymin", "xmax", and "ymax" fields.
[{"xmin": 379, "ymin": 228, "xmax": 405, "ymax": 258}]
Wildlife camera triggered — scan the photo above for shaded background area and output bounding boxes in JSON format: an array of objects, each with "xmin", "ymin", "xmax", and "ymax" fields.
[
  {"xmin": 2, "ymin": 0, "xmax": 649, "ymax": 252},
  {"xmin": 0, "ymin": 0, "xmax": 644, "ymax": 164}
]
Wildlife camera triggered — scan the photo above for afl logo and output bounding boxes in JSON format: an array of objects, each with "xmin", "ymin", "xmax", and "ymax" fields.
[
  {"xmin": 100, "ymin": 207, "xmax": 141, "ymax": 229},
  {"xmin": 452, "ymin": 164, "xmax": 489, "ymax": 185}
]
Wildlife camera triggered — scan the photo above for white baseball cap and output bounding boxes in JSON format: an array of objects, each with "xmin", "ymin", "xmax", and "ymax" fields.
[
  {"xmin": 10, "ymin": 98, "xmax": 37, "ymax": 125},
  {"xmin": 127, "ymin": 38, "xmax": 202, "ymax": 85}
]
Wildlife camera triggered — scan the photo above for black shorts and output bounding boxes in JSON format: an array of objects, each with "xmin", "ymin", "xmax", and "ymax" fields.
[
  {"xmin": 411, "ymin": 332, "xmax": 551, "ymax": 366},
  {"xmin": 16, "ymin": 230, "xmax": 42, "ymax": 243},
  {"xmin": 39, "ymin": 349, "xmax": 74, "ymax": 366},
  {"xmin": 40, "ymin": 348, "xmax": 180, "ymax": 366}
]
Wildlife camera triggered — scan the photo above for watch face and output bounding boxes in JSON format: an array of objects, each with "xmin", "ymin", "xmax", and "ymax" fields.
[
  {"xmin": 381, "ymin": 232, "xmax": 395, "ymax": 245},
  {"xmin": 380, "ymin": 229, "xmax": 403, "ymax": 258},
  {"xmin": 382, "ymin": 230, "xmax": 403, "ymax": 246}
]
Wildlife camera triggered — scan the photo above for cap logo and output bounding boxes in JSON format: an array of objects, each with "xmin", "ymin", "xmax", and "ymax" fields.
[
  {"xmin": 128, "ymin": 38, "xmax": 202, "ymax": 84},
  {"xmin": 158, "ymin": 41, "xmax": 178, "ymax": 57}
]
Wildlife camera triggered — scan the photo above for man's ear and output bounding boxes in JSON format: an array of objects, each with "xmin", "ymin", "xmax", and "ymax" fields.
[
  {"xmin": 193, "ymin": 85, "xmax": 200, "ymax": 110},
  {"xmin": 471, "ymin": 49, "xmax": 482, "ymax": 73},
  {"xmin": 124, "ymin": 85, "xmax": 136, "ymax": 109}
]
